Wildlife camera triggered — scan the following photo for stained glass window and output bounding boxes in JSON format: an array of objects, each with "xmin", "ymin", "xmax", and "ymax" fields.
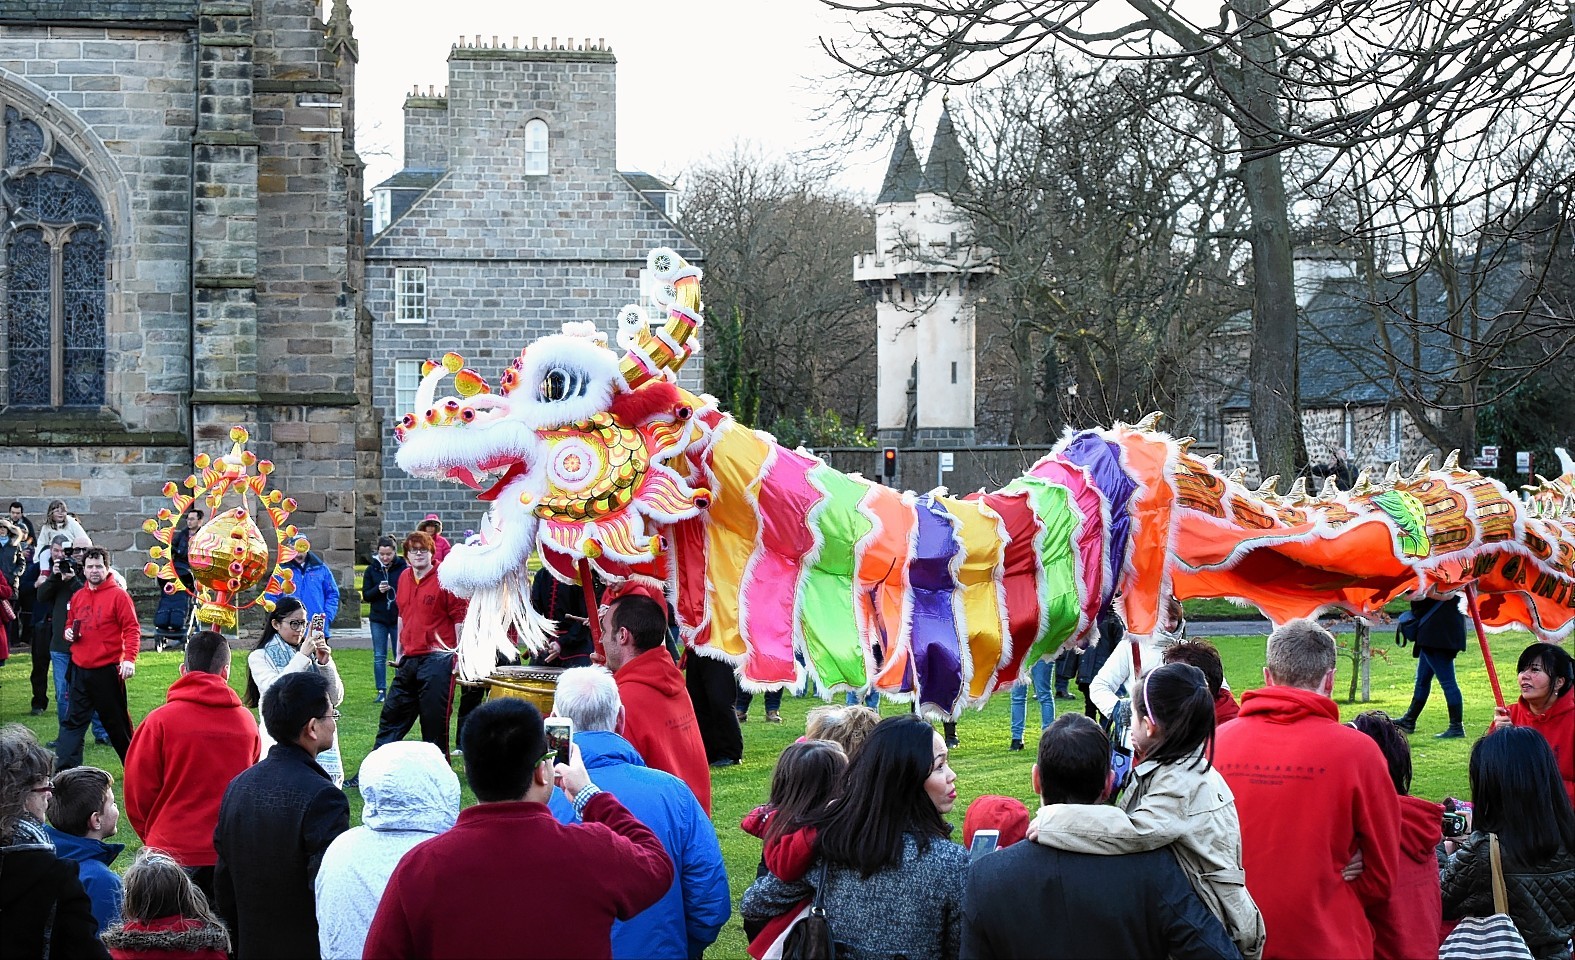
[{"xmin": 2, "ymin": 102, "xmax": 109, "ymax": 408}]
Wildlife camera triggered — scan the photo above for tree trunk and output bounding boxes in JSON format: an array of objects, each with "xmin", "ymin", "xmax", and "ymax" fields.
[{"xmin": 1232, "ymin": 0, "xmax": 1309, "ymax": 480}]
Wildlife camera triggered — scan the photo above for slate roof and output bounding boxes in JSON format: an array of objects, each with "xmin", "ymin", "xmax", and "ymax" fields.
[
  {"xmin": 620, "ymin": 171, "xmax": 674, "ymax": 193},
  {"xmin": 921, "ymin": 105, "xmax": 968, "ymax": 198},
  {"xmin": 371, "ymin": 169, "xmax": 445, "ymax": 193},
  {"xmin": 877, "ymin": 127, "xmax": 923, "ymax": 204},
  {"xmin": 1221, "ymin": 251, "xmax": 1533, "ymax": 410}
]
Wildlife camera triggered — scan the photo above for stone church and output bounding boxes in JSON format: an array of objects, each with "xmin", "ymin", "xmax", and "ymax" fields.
[
  {"xmin": 366, "ymin": 36, "xmax": 699, "ymax": 535},
  {"xmin": 0, "ymin": 1, "xmax": 376, "ymax": 617}
]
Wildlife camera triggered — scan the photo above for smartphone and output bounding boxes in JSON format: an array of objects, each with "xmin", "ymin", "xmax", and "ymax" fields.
[
  {"xmin": 969, "ymin": 829, "xmax": 1000, "ymax": 862},
  {"xmin": 544, "ymin": 717, "xmax": 574, "ymax": 767}
]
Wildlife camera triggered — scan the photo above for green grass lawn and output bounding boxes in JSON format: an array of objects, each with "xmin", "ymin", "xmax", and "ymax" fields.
[{"xmin": 0, "ymin": 628, "xmax": 1536, "ymax": 957}]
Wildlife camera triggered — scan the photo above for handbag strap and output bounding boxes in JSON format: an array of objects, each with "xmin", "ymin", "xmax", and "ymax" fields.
[
  {"xmin": 1489, "ymin": 833, "xmax": 1510, "ymax": 915},
  {"xmin": 809, "ymin": 860, "xmax": 831, "ymax": 914}
]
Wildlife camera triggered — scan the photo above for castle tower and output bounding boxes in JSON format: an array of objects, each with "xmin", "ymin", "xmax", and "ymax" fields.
[{"xmin": 855, "ymin": 106, "xmax": 990, "ymax": 447}]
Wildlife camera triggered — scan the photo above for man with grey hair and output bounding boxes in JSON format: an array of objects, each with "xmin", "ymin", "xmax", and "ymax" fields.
[
  {"xmin": 1214, "ymin": 619, "xmax": 1401, "ymax": 959},
  {"xmin": 547, "ymin": 666, "xmax": 730, "ymax": 960}
]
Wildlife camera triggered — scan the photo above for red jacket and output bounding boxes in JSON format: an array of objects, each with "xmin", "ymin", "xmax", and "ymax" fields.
[
  {"xmin": 363, "ymin": 793, "xmax": 672, "ymax": 959},
  {"xmin": 615, "ymin": 646, "xmax": 712, "ymax": 813},
  {"xmin": 740, "ymin": 809, "xmax": 819, "ymax": 960},
  {"xmin": 1216, "ymin": 685, "xmax": 1401, "ymax": 960},
  {"xmin": 1214, "ymin": 687, "xmax": 1240, "ymax": 725},
  {"xmin": 1508, "ymin": 693, "xmax": 1575, "ymax": 805},
  {"xmin": 124, "ymin": 672, "xmax": 260, "ymax": 867},
  {"xmin": 67, "ymin": 578, "xmax": 140, "ymax": 669},
  {"xmin": 397, "ymin": 567, "xmax": 468, "ymax": 658},
  {"xmin": 104, "ymin": 916, "xmax": 228, "ymax": 959},
  {"xmin": 1369, "ymin": 794, "xmax": 1444, "ymax": 960}
]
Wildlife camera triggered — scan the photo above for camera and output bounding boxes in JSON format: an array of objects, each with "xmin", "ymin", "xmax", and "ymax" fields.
[{"xmin": 1441, "ymin": 812, "xmax": 1468, "ymax": 838}]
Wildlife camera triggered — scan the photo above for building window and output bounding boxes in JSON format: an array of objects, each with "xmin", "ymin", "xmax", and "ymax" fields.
[
  {"xmin": 950, "ymin": 361, "xmax": 958, "ymax": 384},
  {"xmin": 524, "ymin": 119, "xmax": 549, "ymax": 176},
  {"xmin": 1342, "ymin": 408, "xmax": 1356, "ymax": 454},
  {"xmin": 4, "ymin": 105, "xmax": 108, "ymax": 408},
  {"xmin": 395, "ymin": 267, "xmax": 428, "ymax": 323},
  {"xmin": 395, "ymin": 359, "xmax": 424, "ymax": 417},
  {"xmin": 372, "ymin": 189, "xmax": 392, "ymax": 234},
  {"xmin": 664, "ymin": 192, "xmax": 677, "ymax": 218},
  {"xmin": 1388, "ymin": 409, "xmax": 1403, "ymax": 458}
]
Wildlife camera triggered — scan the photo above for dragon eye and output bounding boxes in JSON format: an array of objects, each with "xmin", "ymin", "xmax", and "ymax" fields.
[{"xmin": 538, "ymin": 367, "xmax": 589, "ymax": 403}]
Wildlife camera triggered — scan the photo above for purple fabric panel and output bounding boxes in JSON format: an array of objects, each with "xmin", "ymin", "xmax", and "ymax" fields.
[
  {"xmin": 908, "ymin": 495, "xmax": 963, "ymax": 712},
  {"xmin": 1057, "ymin": 432, "xmax": 1137, "ymax": 608}
]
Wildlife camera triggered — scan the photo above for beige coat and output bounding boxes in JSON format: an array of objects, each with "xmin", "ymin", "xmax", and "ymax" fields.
[{"xmin": 1032, "ymin": 748, "xmax": 1266, "ymax": 960}]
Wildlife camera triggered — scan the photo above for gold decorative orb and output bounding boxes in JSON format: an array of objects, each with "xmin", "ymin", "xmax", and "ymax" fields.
[{"xmin": 186, "ymin": 508, "xmax": 271, "ymax": 596}]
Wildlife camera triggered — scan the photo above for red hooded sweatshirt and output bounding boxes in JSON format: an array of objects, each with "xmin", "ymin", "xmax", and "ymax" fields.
[
  {"xmin": 1369, "ymin": 794, "xmax": 1444, "ymax": 960},
  {"xmin": 67, "ymin": 576, "xmax": 140, "ymax": 669},
  {"xmin": 123, "ymin": 671, "xmax": 260, "ymax": 867},
  {"xmin": 1214, "ymin": 686, "xmax": 1241, "ymax": 725},
  {"xmin": 1215, "ymin": 685, "xmax": 1401, "ymax": 960},
  {"xmin": 1508, "ymin": 693, "xmax": 1575, "ymax": 805},
  {"xmin": 614, "ymin": 646, "xmax": 712, "ymax": 813}
]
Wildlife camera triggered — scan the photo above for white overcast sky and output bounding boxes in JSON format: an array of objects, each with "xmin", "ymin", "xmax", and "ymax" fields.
[{"xmin": 352, "ymin": 0, "xmax": 913, "ymax": 199}]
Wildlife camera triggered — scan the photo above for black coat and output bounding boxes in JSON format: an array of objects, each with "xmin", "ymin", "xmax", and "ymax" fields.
[
  {"xmin": 1409, "ymin": 596, "xmax": 1467, "ymax": 656},
  {"xmin": 961, "ymin": 839, "xmax": 1241, "ymax": 960},
  {"xmin": 0, "ymin": 837, "xmax": 111, "ymax": 959},
  {"xmin": 360, "ymin": 556, "xmax": 408, "ymax": 626},
  {"xmin": 1441, "ymin": 832, "xmax": 1575, "ymax": 960},
  {"xmin": 213, "ymin": 742, "xmax": 349, "ymax": 960},
  {"xmin": 36, "ymin": 567, "xmax": 83, "ymax": 653}
]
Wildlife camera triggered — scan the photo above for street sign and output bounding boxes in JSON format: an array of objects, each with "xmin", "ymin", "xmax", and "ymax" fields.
[
  {"xmin": 1479, "ymin": 445, "xmax": 1499, "ymax": 469},
  {"xmin": 939, "ymin": 452, "xmax": 955, "ymax": 472},
  {"xmin": 1517, "ymin": 451, "xmax": 1532, "ymax": 474}
]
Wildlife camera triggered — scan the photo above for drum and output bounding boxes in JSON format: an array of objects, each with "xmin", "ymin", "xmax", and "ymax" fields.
[{"xmin": 483, "ymin": 665, "xmax": 564, "ymax": 715}]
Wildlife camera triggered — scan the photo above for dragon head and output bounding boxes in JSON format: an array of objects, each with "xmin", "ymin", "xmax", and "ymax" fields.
[{"xmin": 391, "ymin": 249, "xmax": 712, "ymax": 675}]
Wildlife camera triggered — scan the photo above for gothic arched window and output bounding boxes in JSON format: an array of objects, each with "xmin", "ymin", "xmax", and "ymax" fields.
[
  {"xmin": 524, "ymin": 118, "xmax": 549, "ymax": 176},
  {"xmin": 3, "ymin": 104, "xmax": 108, "ymax": 408}
]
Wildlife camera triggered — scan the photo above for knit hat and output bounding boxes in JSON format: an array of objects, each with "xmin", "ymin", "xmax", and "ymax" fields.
[
  {"xmin": 601, "ymin": 575, "xmax": 668, "ymax": 623},
  {"xmin": 421, "ymin": 513, "xmax": 443, "ymax": 530},
  {"xmin": 963, "ymin": 794, "xmax": 1030, "ymax": 849}
]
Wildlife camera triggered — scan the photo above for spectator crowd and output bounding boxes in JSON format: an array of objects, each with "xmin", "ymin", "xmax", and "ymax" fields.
[{"xmin": 0, "ymin": 499, "xmax": 1572, "ymax": 959}]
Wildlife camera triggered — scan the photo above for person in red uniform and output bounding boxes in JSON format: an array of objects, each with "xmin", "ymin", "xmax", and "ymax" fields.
[
  {"xmin": 1491, "ymin": 641, "xmax": 1575, "ymax": 805},
  {"xmin": 373, "ymin": 530, "xmax": 467, "ymax": 756},
  {"xmin": 598, "ymin": 577, "xmax": 712, "ymax": 814},
  {"xmin": 1214, "ymin": 619, "xmax": 1400, "ymax": 960},
  {"xmin": 55, "ymin": 548, "xmax": 140, "ymax": 770},
  {"xmin": 363, "ymin": 697, "xmax": 672, "ymax": 959},
  {"xmin": 122, "ymin": 631, "xmax": 260, "ymax": 900}
]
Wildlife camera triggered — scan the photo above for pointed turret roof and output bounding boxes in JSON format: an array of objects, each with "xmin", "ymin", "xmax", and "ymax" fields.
[
  {"xmin": 877, "ymin": 127, "xmax": 923, "ymax": 204},
  {"xmin": 921, "ymin": 105, "xmax": 967, "ymax": 198}
]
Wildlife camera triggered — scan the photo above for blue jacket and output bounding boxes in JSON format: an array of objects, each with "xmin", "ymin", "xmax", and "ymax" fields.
[
  {"xmin": 45, "ymin": 826, "xmax": 123, "ymax": 934},
  {"xmin": 265, "ymin": 553, "xmax": 341, "ymax": 636},
  {"xmin": 549, "ymin": 730, "xmax": 730, "ymax": 959}
]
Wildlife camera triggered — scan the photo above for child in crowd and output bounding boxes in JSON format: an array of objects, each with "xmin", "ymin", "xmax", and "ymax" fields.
[
  {"xmin": 100, "ymin": 848, "xmax": 230, "ymax": 959},
  {"xmin": 1030, "ymin": 661, "xmax": 1266, "ymax": 959},
  {"xmin": 740, "ymin": 739, "xmax": 848, "ymax": 957},
  {"xmin": 803, "ymin": 704, "xmax": 880, "ymax": 760}
]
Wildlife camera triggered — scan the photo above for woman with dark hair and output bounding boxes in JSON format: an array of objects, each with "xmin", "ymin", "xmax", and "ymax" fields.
[
  {"xmin": 741, "ymin": 714, "xmax": 967, "ymax": 960},
  {"xmin": 1032, "ymin": 661, "xmax": 1264, "ymax": 959},
  {"xmin": 1440, "ymin": 727, "xmax": 1575, "ymax": 959},
  {"xmin": 1490, "ymin": 642, "xmax": 1575, "ymax": 804},
  {"xmin": 1347, "ymin": 710, "xmax": 1444, "ymax": 959},
  {"xmin": 244, "ymin": 596, "xmax": 345, "ymax": 786},
  {"xmin": 0, "ymin": 723, "xmax": 109, "ymax": 959}
]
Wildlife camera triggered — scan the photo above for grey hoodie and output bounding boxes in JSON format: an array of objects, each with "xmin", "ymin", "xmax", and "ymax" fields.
[{"xmin": 313, "ymin": 741, "xmax": 460, "ymax": 960}]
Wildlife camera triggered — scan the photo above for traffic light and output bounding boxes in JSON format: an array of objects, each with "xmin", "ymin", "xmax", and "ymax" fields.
[{"xmin": 883, "ymin": 447, "xmax": 897, "ymax": 480}]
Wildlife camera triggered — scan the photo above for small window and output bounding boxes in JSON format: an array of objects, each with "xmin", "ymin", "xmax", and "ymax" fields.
[
  {"xmin": 395, "ymin": 359, "xmax": 424, "ymax": 416},
  {"xmin": 372, "ymin": 189, "xmax": 391, "ymax": 234},
  {"xmin": 950, "ymin": 361, "xmax": 958, "ymax": 385},
  {"xmin": 1342, "ymin": 409, "xmax": 1356, "ymax": 454},
  {"xmin": 524, "ymin": 119, "xmax": 549, "ymax": 176},
  {"xmin": 395, "ymin": 267, "xmax": 428, "ymax": 323},
  {"xmin": 1388, "ymin": 409, "xmax": 1403, "ymax": 457},
  {"xmin": 664, "ymin": 193, "xmax": 677, "ymax": 218}
]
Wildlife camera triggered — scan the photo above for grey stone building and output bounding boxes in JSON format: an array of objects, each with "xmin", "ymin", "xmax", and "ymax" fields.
[
  {"xmin": 367, "ymin": 36, "xmax": 699, "ymax": 536},
  {"xmin": 0, "ymin": 0, "xmax": 376, "ymax": 619}
]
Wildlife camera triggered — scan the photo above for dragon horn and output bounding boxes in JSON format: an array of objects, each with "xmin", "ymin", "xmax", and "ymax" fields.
[
  {"xmin": 1383, "ymin": 462, "xmax": 1402, "ymax": 486},
  {"xmin": 1408, "ymin": 455, "xmax": 1432, "ymax": 481},
  {"xmin": 1201, "ymin": 454, "xmax": 1222, "ymax": 469},
  {"xmin": 1176, "ymin": 436, "xmax": 1196, "ymax": 454},
  {"xmin": 1557, "ymin": 447, "xmax": 1574, "ymax": 476},
  {"xmin": 1352, "ymin": 470, "xmax": 1374, "ymax": 495},
  {"xmin": 620, "ymin": 248, "xmax": 703, "ymax": 390},
  {"xmin": 1288, "ymin": 476, "xmax": 1309, "ymax": 503},
  {"xmin": 1228, "ymin": 467, "xmax": 1247, "ymax": 484},
  {"xmin": 1319, "ymin": 475, "xmax": 1340, "ymax": 500},
  {"xmin": 1256, "ymin": 475, "xmax": 1281, "ymax": 497},
  {"xmin": 1135, "ymin": 411, "xmax": 1163, "ymax": 431},
  {"xmin": 1443, "ymin": 449, "xmax": 1461, "ymax": 471}
]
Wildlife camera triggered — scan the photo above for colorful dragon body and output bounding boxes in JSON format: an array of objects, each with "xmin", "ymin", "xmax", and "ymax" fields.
[{"xmin": 395, "ymin": 249, "xmax": 1575, "ymax": 716}]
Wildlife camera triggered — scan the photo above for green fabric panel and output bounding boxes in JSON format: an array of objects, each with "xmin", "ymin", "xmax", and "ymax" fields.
[
  {"xmin": 1000, "ymin": 476, "xmax": 1082, "ymax": 663},
  {"xmin": 800, "ymin": 465, "xmax": 876, "ymax": 689}
]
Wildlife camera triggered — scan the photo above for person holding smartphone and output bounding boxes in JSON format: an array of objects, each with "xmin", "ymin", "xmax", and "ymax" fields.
[{"xmin": 243, "ymin": 597, "xmax": 345, "ymax": 787}]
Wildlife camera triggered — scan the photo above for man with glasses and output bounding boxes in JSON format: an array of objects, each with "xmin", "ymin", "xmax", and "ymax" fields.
[
  {"xmin": 365, "ymin": 698, "xmax": 672, "ymax": 959},
  {"xmin": 55, "ymin": 547, "xmax": 138, "ymax": 770},
  {"xmin": 214, "ymin": 671, "xmax": 350, "ymax": 960}
]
